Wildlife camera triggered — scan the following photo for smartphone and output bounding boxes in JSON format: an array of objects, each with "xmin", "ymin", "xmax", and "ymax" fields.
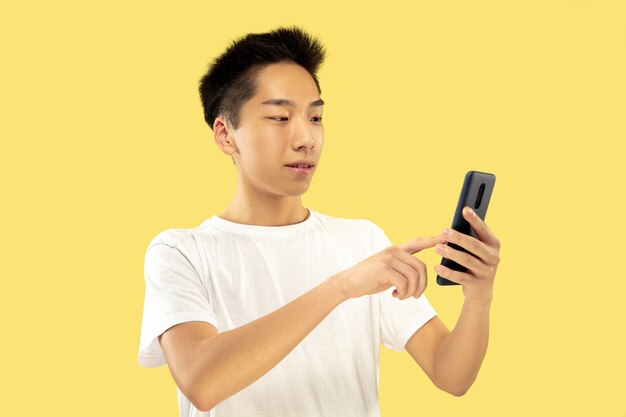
[{"xmin": 436, "ymin": 170, "xmax": 496, "ymax": 286}]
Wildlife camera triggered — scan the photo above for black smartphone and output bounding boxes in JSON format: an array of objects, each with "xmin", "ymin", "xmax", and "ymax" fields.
[{"xmin": 436, "ymin": 170, "xmax": 496, "ymax": 286}]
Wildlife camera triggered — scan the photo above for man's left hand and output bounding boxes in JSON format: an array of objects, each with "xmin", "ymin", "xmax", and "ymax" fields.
[{"xmin": 434, "ymin": 206, "xmax": 501, "ymax": 304}]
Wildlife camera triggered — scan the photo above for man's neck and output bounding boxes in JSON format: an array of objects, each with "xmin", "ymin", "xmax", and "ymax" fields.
[{"xmin": 218, "ymin": 203, "xmax": 309, "ymax": 227}]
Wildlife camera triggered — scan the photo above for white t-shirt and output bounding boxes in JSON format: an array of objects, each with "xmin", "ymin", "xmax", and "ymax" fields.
[{"xmin": 138, "ymin": 208, "xmax": 437, "ymax": 417}]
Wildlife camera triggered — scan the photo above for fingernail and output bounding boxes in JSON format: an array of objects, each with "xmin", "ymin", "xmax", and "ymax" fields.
[{"xmin": 465, "ymin": 207, "xmax": 474, "ymax": 216}]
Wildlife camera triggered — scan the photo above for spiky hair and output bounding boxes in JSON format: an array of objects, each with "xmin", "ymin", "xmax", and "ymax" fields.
[{"xmin": 198, "ymin": 25, "xmax": 326, "ymax": 131}]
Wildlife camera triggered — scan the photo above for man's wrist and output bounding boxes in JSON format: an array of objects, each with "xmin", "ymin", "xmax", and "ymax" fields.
[
  {"xmin": 326, "ymin": 273, "xmax": 349, "ymax": 304},
  {"xmin": 463, "ymin": 297, "xmax": 493, "ymax": 311}
]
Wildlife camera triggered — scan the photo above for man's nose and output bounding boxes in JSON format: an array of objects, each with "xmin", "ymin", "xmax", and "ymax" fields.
[{"xmin": 293, "ymin": 115, "xmax": 316, "ymax": 149}]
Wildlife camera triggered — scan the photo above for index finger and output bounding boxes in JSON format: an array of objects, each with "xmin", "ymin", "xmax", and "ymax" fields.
[
  {"xmin": 463, "ymin": 206, "xmax": 498, "ymax": 246},
  {"xmin": 397, "ymin": 235, "xmax": 448, "ymax": 255}
]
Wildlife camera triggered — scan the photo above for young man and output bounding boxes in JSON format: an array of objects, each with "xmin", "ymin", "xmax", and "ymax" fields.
[{"xmin": 138, "ymin": 25, "xmax": 501, "ymax": 417}]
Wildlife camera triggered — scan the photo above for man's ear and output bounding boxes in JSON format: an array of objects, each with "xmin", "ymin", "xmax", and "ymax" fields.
[{"xmin": 213, "ymin": 116, "xmax": 238, "ymax": 157}]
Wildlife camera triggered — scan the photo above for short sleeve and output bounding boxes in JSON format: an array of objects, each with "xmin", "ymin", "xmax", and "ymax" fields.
[
  {"xmin": 367, "ymin": 220, "xmax": 438, "ymax": 352},
  {"xmin": 367, "ymin": 219, "xmax": 393, "ymax": 254},
  {"xmin": 379, "ymin": 288, "xmax": 437, "ymax": 352},
  {"xmin": 138, "ymin": 236, "xmax": 219, "ymax": 368}
]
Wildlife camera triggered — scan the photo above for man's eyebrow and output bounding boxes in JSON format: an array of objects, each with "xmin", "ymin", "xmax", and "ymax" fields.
[{"xmin": 260, "ymin": 98, "xmax": 325, "ymax": 108}]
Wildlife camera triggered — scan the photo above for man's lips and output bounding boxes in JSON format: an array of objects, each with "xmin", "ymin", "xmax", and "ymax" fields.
[
  {"xmin": 285, "ymin": 163, "xmax": 315, "ymax": 168},
  {"xmin": 284, "ymin": 159, "xmax": 316, "ymax": 168},
  {"xmin": 285, "ymin": 165, "xmax": 314, "ymax": 175}
]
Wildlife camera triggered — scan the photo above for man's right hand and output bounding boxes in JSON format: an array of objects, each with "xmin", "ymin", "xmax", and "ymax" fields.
[{"xmin": 336, "ymin": 234, "xmax": 448, "ymax": 300}]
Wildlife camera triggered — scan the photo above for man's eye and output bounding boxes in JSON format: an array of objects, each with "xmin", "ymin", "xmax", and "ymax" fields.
[{"xmin": 267, "ymin": 116, "xmax": 323, "ymax": 122}]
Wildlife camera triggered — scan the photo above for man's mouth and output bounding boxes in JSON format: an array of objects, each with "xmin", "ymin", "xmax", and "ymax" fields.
[
  {"xmin": 285, "ymin": 164, "xmax": 315, "ymax": 175},
  {"xmin": 285, "ymin": 163, "xmax": 314, "ymax": 168}
]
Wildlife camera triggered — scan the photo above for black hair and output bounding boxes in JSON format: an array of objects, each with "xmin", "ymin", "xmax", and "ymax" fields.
[{"xmin": 198, "ymin": 25, "xmax": 326, "ymax": 132}]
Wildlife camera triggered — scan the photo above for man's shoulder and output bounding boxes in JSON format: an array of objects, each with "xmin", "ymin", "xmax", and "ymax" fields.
[
  {"xmin": 148, "ymin": 227, "xmax": 189, "ymax": 247},
  {"xmin": 315, "ymin": 210, "xmax": 373, "ymax": 230},
  {"xmin": 314, "ymin": 210, "xmax": 385, "ymax": 246},
  {"xmin": 145, "ymin": 224, "xmax": 213, "ymax": 255}
]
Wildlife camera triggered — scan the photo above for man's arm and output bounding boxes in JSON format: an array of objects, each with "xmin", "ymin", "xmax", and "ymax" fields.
[
  {"xmin": 406, "ymin": 206, "xmax": 499, "ymax": 396},
  {"xmin": 159, "ymin": 274, "xmax": 347, "ymax": 412},
  {"xmin": 407, "ymin": 299, "xmax": 490, "ymax": 396},
  {"xmin": 433, "ymin": 300, "xmax": 490, "ymax": 395}
]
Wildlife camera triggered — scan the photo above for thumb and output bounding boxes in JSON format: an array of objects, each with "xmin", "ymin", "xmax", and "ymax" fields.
[{"xmin": 397, "ymin": 235, "xmax": 447, "ymax": 255}]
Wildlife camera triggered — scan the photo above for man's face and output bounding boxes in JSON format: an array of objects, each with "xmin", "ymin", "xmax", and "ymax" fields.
[{"xmin": 223, "ymin": 62, "xmax": 324, "ymax": 197}]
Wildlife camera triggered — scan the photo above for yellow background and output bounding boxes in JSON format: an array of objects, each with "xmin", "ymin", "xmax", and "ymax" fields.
[{"xmin": 2, "ymin": 0, "xmax": 624, "ymax": 416}]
